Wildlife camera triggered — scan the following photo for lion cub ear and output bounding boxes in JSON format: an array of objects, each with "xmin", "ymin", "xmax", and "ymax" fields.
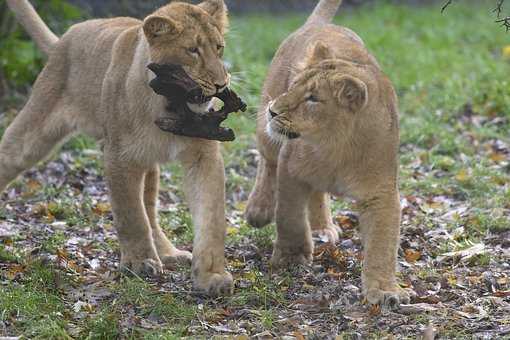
[
  {"xmin": 298, "ymin": 41, "xmax": 333, "ymax": 70},
  {"xmin": 198, "ymin": 0, "xmax": 229, "ymax": 34},
  {"xmin": 310, "ymin": 41, "xmax": 333, "ymax": 62},
  {"xmin": 332, "ymin": 75, "xmax": 368, "ymax": 113},
  {"xmin": 143, "ymin": 15, "xmax": 183, "ymax": 41}
]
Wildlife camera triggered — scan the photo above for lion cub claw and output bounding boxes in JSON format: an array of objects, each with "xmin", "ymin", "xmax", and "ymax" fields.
[
  {"xmin": 312, "ymin": 224, "xmax": 342, "ymax": 244},
  {"xmin": 193, "ymin": 272, "xmax": 234, "ymax": 296},
  {"xmin": 245, "ymin": 199, "xmax": 274, "ymax": 229},
  {"xmin": 365, "ymin": 287, "xmax": 411, "ymax": 310},
  {"xmin": 120, "ymin": 257, "xmax": 163, "ymax": 278},
  {"xmin": 271, "ymin": 244, "xmax": 313, "ymax": 268},
  {"xmin": 160, "ymin": 250, "xmax": 192, "ymax": 269}
]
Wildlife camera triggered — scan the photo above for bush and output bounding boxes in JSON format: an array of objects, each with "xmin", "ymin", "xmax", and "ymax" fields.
[{"xmin": 0, "ymin": 0, "xmax": 84, "ymax": 93}]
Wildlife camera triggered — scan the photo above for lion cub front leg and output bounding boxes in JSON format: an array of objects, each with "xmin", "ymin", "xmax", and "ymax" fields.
[
  {"xmin": 308, "ymin": 192, "xmax": 341, "ymax": 244},
  {"xmin": 245, "ymin": 157, "xmax": 277, "ymax": 228},
  {"xmin": 359, "ymin": 189, "xmax": 410, "ymax": 309},
  {"xmin": 104, "ymin": 149, "xmax": 162, "ymax": 277},
  {"xmin": 271, "ymin": 165, "xmax": 313, "ymax": 268},
  {"xmin": 144, "ymin": 166, "xmax": 192, "ymax": 268},
  {"xmin": 179, "ymin": 143, "xmax": 233, "ymax": 296}
]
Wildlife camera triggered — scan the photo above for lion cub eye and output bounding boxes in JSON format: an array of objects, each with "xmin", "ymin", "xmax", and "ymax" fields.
[
  {"xmin": 188, "ymin": 47, "xmax": 200, "ymax": 56},
  {"xmin": 217, "ymin": 45, "xmax": 225, "ymax": 56},
  {"xmin": 306, "ymin": 94, "xmax": 319, "ymax": 103}
]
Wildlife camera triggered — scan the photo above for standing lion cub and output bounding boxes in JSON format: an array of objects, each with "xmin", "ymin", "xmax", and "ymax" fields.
[
  {"xmin": 246, "ymin": 0, "xmax": 410, "ymax": 308},
  {"xmin": 3, "ymin": 0, "xmax": 234, "ymax": 295}
]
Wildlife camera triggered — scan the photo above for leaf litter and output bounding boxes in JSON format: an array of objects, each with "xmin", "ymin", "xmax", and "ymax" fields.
[{"xmin": 0, "ymin": 140, "xmax": 509, "ymax": 338}]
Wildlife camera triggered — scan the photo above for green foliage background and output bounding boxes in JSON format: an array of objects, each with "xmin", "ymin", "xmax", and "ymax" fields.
[{"xmin": 0, "ymin": 0, "xmax": 83, "ymax": 88}]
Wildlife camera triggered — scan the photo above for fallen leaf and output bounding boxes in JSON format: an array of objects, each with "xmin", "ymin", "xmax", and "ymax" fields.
[
  {"xmin": 93, "ymin": 202, "xmax": 111, "ymax": 216},
  {"xmin": 227, "ymin": 226, "xmax": 239, "ymax": 236},
  {"xmin": 31, "ymin": 203, "xmax": 49, "ymax": 217},
  {"xmin": 489, "ymin": 152, "xmax": 507, "ymax": 163},
  {"xmin": 293, "ymin": 331, "xmax": 306, "ymax": 340},
  {"xmin": 334, "ymin": 212, "xmax": 358, "ymax": 229},
  {"xmin": 455, "ymin": 169, "xmax": 470, "ymax": 182},
  {"xmin": 458, "ymin": 303, "xmax": 488, "ymax": 319},
  {"xmin": 404, "ymin": 249, "xmax": 422, "ymax": 263},
  {"xmin": 73, "ymin": 300, "xmax": 93, "ymax": 313},
  {"xmin": 399, "ymin": 303, "xmax": 438, "ymax": 314},
  {"xmin": 438, "ymin": 243, "xmax": 487, "ymax": 263},
  {"xmin": 493, "ymin": 290, "xmax": 510, "ymax": 297},
  {"xmin": 22, "ymin": 179, "xmax": 42, "ymax": 197},
  {"xmin": 6, "ymin": 264, "xmax": 25, "ymax": 280},
  {"xmin": 368, "ymin": 304, "xmax": 381, "ymax": 316}
]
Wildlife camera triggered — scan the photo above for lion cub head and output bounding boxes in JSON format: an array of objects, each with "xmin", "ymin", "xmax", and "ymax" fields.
[
  {"xmin": 143, "ymin": 0, "xmax": 230, "ymax": 97},
  {"xmin": 267, "ymin": 42, "xmax": 373, "ymax": 143}
]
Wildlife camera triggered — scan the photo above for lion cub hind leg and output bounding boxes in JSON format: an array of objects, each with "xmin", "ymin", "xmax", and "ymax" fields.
[
  {"xmin": 308, "ymin": 192, "xmax": 341, "ymax": 244},
  {"xmin": 143, "ymin": 165, "xmax": 192, "ymax": 268},
  {"xmin": 245, "ymin": 157, "xmax": 277, "ymax": 228},
  {"xmin": 358, "ymin": 190, "xmax": 410, "ymax": 310},
  {"xmin": 0, "ymin": 104, "xmax": 73, "ymax": 192},
  {"xmin": 104, "ymin": 151, "xmax": 162, "ymax": 277},
  {"xmin": 271, "ymin": 164, "xmax": 314, "ymax": 268},
  {"xmin": 179, "ymin": 143, "xmax": 233, "ymax": 296},
  {"xmin": 0, "ymin": 68, "xmax": 74, "ymax": 193}
]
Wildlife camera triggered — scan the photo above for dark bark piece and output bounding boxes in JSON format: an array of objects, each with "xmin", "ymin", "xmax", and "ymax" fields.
[{"xmin": 148, "ymin": 63, "xmax": 247, "ymax": 142}]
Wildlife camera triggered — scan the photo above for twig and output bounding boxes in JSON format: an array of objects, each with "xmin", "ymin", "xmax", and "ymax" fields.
[
  {"xmin": 493, "ymin": 0, "xmax": 505, "ymax": 18},
  {"xmin": 441, "ymin": 0, "xmax": 454, "ymax": 14},
  {"xmin": 442, "ymin": 0, "xmax": 508, "ymax": 31},
  {"xmin": 496, "ymin": 16, "xmax": 510, "ymax": 31}
]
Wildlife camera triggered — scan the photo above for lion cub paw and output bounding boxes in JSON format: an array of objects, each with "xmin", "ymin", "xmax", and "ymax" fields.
[
  {"xmin": 245, "ymin": 193, "xmax": 275, "ymax": 228},
  {"xmin": 193, "ymin": 271, "xmax": 234, "ymax": 296},
  {"xmin": 270, "ymin": 245, "xmax": 313, "ymax": 269},
  {"xmin": 160, "ymin": 249, "xmax": 192, "ymax": 269},
  {"xmin": 120, "ymin": 256, "xmax": 163, "ymax": 278},
  {"xmin": 365, "ymin": 287, "xmax": 411, "ymax": 310},
  {"xmin": 312, "ymin": 224, "xmax": 342, "ymax": 244}
]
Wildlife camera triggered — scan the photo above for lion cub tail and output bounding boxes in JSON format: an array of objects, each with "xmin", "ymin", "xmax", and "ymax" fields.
[
  {"xmin": 6, "ymin": 0, "xmax": 59, "ymax": 55},
  {"xmin": 306, "ymin": 0, "xmax": 343, "ymax": 25}
]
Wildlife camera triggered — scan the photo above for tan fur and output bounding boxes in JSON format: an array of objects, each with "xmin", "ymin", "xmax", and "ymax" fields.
[
  {"xmin": 2, "ymin": 0, "xmax": 233, "ymax": 295},
  {"xmin": 246, "ymin": 0, "xmax": 410, "ymax": 307}
]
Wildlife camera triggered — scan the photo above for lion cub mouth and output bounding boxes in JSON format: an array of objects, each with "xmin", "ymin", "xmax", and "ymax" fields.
[
  {"xmin": 277, "ymin": 128, "xmax": 300, "ymax": 139},
  {"xmin": 186, "ymin": 100, "xmax": 214, "ymax": 114}
]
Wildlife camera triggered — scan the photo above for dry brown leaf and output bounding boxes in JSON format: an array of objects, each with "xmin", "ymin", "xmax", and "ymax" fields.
[
  {"xmin": 93, "ymin": 202, "xmax": 111, "ymax": 216},
  {"xmin": 31, "ymin": 203, "xmax": 49, "ymax": 217},
  {"xmin": 404, "ymin": 249, "xmax": 422, "ymax": 263},
  {"xmin": 489, "ymin": 152, "xmax": 507, "ymax": 163},
  {"xmin": 334, "ymin": 214, "xmax": 356, "ymax": 229},
  {"xmin": 22, "ymin": 179, "xmax": 42, "ymax": 197},
  {"xmin": 293, "ymin": 331, "xmax": 306, "ymax": 340},
  {"xmin": 6, "ymin": 264, "xmax": 25, "ymax": 280},
  {"xmin": 368, "ymin": 303, "xmax": 381, "ymax": 316},
  {"xmin": 493, "ymin": 290, "xmax": 510, "ymax": 297}
]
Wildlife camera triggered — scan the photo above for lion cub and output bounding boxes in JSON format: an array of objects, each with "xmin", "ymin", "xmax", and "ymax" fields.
[
  {"xmin": 246, "ymin": 0, "xmax": 410, "ymax": 308},
  {"xmin": 3, "ymin": 0, "xmax": 233, "ymax": 296}
]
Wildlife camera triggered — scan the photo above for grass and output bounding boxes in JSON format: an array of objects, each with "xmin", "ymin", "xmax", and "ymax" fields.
[{"xmin": 1, "ymin": 1, "xmax": 510, "ymax": 338}]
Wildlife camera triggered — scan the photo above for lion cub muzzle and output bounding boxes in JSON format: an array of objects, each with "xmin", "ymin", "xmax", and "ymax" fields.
[{"xmin": 266, "ymin": 102, "xmax": 301, "ymax": 140}]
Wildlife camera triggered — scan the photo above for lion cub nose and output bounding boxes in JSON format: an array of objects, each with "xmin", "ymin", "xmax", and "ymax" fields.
[
  {"xmin": 215, "ymin": 83, "xmax": 227, "ymax": 92},
  {"xmin": 269, "ymin": 108, "xmax": 278, "ymax": 118}
]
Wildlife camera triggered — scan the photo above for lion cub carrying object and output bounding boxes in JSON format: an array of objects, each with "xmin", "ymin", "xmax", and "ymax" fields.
[
  {"xmin": 245, "ymin": 0, "xmax": 411, "ymax": 308},
  {"xmin": 3, "ymin": 0, "xmax": 234, "ymax": 295},
  {"xmin": 148, "ymin": 63, "xmax": 247, "ymax": 141}
]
